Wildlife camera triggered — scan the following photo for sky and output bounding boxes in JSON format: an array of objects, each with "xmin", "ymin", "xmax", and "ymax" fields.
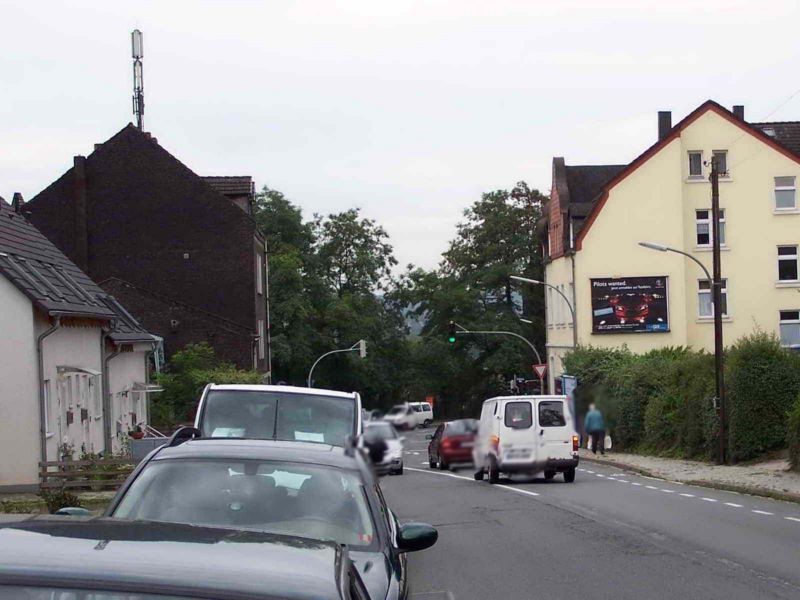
[{"xmin": 3, "ymin": 0, "xmax": 800, "ymax": 270}]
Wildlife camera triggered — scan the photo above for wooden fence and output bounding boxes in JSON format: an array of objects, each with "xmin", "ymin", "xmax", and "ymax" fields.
[{"xmin": 39, "ymin": 457, "xmax": 135, "ymax": 491}]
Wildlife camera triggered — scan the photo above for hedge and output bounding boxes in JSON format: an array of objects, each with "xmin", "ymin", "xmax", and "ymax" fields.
[
  {"xmin": 564, "ymin": 332, "xmax": 800, "ymax": 463},
  {"xmin": 789, "ymin": 396, "xmax": 800, "ymax": 472}
]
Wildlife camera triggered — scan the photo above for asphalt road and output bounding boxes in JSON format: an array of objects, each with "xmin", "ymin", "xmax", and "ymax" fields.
[{"xmin": 380, "ymin": 428, "xmax": 800, "ymax": 600}]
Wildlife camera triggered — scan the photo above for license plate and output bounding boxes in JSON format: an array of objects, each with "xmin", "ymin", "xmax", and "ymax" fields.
[{"xmin": 461, "ymin": 442, "xmax": 474, "ymax": 448}]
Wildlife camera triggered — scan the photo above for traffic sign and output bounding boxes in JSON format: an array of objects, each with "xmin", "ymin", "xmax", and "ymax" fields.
[{"xmin": 533, "ymin": 364, "xmax": 547, "ymax": 379}]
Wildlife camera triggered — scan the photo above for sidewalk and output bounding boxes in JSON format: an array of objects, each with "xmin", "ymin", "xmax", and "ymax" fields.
[{"xmin": 580, "ymin": 449, "xmax": 800, "ymax": 504}]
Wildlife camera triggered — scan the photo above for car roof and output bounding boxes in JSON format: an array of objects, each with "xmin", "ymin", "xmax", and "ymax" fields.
[
  {"xmin": 207, "ymin": 384, "xmax": 357, "ymax": 400},
  {"xmin": 484, "ymin": 395, "xmax": 568, "ymax": 403},
  {"xmin": 152, "ymin": 438, "xmax": 363, "ymax": 471},
  {"xmin": 0, "ymin": 518, "xmax": 344, "ymax": 600}
]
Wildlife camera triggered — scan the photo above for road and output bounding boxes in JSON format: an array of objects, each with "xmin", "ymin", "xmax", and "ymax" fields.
[{"xmin": 380, "ymin": 428, "xmax": 800, "ymax": 600}]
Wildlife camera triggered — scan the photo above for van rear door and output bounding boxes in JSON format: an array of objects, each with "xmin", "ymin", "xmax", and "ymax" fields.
[
  {"xmin": 536, "ymin": 399, "xmax": 572, "ymax": 461},
  {"xmin": 499, "ymin": 400, "xmax": 537, "ymax": 463}
]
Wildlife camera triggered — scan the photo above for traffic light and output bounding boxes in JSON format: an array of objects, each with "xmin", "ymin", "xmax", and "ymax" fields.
[{"xmin": 447, "ymin": 321, "xmax": 457, "ymax": 344}]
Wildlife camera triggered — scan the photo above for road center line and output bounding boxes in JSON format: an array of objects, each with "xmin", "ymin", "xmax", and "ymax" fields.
[
  {"xmin": 404, "ymin": 467, "xmax": 540, "ymax": 498},
  {"xmin": 630, "ymin": 482, "xmax": 642, "ymax": 486},
  {"xmin": 724, "ymin": 502, "xmax": 743, "ymax": 508},
  {"xmin": 680, "ymin": 493, "xmax": 695, "ymax": 497},
  {"xmin": 701, "ymin": 498, "xmax": 718, "ymax": 503},
  {"xmin": 752, "ymin": 510, "xmax": 773, "ymax": 515},
  {"xmin": 785, "ymin": 516, "xmax": 800, "ymax": 522},
  {"xmin": 645, "ymin": 485, "xmax": 659, "ymax": 490},
  {"xmin": 661, "ymin": 489, "xmax": 675, "ymax": 493}
]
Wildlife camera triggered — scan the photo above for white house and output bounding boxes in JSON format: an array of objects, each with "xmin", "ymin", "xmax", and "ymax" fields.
[{"xmin": 0, "ymin": 195, "xmax": 158, "ymax": 491}]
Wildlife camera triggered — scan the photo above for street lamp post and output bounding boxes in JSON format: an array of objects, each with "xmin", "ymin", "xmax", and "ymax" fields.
[
  {"xmin": 307, "ymin": 340, "xmax": 367, "ymax": 388},
  {"xmin": 639, "ymin": 161, "xmax": 727, "ymax": 466},
  {"xmin": 510, "ymin": 275, "xmax": 577, "ymax": 349}
]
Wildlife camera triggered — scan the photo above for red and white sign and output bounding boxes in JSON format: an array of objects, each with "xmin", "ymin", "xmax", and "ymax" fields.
[{"xmin": 532, "ymin": 364, "xmax": 547, "ymax": 379}]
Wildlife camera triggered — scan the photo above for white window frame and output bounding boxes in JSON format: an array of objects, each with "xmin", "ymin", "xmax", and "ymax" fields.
[
  {"xmin": 258, "ymin": 320, "xmax": 265, "ymax": 359},
  {"xmin": 698, "ymin": 278, "xmax": 728, "ymax": 318},
  {"xmin": 256, "ymin": 252, "xmax": 264, "ymax": 295},
  {"xmin": 90, "ymin": 375, "xmax": 101, "ymax": 417},
  {"xmin": 688, "ymin": 151, "xmax": 704, "ymax": 178},
  {"xmin": 695, "ymin": 209, "xmax": 726, "ymax": 247},
  {"xmin": 43, "ymin": 379, "xmax": 53, "ymax": 437},
  {"xmin": 712, "ymin": 150, "xmax": 728, "ymax": 177},
  {"xmin": 779, "ymin": 310, "xmax": 800, "ymax": 347},
  {"xmin": 774, "ymin": 176, "xmax": 797, "ymax": 211},
  {"xmin": 778, "ymin": 245, "xmax": 799, "ymax": 282}
]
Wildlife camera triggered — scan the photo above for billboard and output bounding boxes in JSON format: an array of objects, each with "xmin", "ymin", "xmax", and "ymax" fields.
[{"xmin": 590, "ymin": 276, "xmax": 669, "ymax": 334}]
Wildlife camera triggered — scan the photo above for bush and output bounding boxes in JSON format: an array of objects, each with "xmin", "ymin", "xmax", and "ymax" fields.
[
  {"xmin": 789, "ymin": 396, "xmax": 800, "ymax": 472},
  {"xmin": 152, "ymin": 343, "xmax": 264, "ymax": 427},
  {"xmin": 726, "ymin": 332, "xmax": 800, "ymax": 463},
  {"xmin": 39, "ymin": 487, "xmax": 82, "ymax": 514}
]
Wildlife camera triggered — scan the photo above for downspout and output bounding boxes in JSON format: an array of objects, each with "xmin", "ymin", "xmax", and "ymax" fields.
[
  {"xmin": 37, "ymin": 315, "xmax": 61, "ymax": 466},
  {"xmin": 570, "ymin": 252, "xmax": 578, "ymax": 349},
  {"xmin": 264, "ymin": 241, "xmax": 273, "ymax": 384},
  {"xmin": 101, "ymin": 324, "xmax": 120, "ymax": 455}
]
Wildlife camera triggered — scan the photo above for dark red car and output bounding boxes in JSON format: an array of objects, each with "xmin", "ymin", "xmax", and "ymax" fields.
[{"xmin": 427, "ymin": 419, "xmax": 479, "ymax": 470}]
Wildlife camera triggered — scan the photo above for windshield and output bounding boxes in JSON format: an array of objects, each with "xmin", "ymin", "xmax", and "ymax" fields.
[
  {"xmin": 445, "ymin": 419, "xmax": 478, "ymax": 435},
  {"xmin": 387, "ymin": 406, "xmax": 406, "ymax": 415},
  {"xmin": 112, "ymin": 459, "xmax": 375, "ymax": 548},
  {"xmin": 200, "ymin": 390, "xmax": 356, "ymax": 446},
  {"xmin": 363, "ymin": 423, "xmax": 398, "ymax": 442}
]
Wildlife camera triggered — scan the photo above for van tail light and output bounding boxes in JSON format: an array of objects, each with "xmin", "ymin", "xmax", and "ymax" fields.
[
  {"xmin": 572, "ymin": 435, "xmax": 579, "ymax": 452},
  {"xmin": 490, "ymin": 435, "xmax": 500, "ymax": 451}
]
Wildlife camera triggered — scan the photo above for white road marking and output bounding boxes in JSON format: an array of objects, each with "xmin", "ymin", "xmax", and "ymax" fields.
[
  {"xmin": 496, "ymin": 484, "xmax": 540, "ymax": 497},
  {"xmin": 630, "ymin": 482, "xmax": 642, "ymax": 487},
  {"xmin": 701, "ymin": 498, "xmax": 718, "ymax": 503},
  {"xmin": 660, "ymin": 489, "xmax": 675, "ymax": 494},
  {"xmin": 680, "ymin": 493, "xmax": 695, "ymax": 498},
  {"xmin": 420, "ymin": 462, "xmax": 429, "ymax": 465},
  {"xmin": 413, "ymin": 452, "xmax": 420, "ymax": 455},
  {"xmin": 614, "ymin": 479, "xmax": 629, "ymax": 483},
  {"xmin": 752, "ymin": 510, "xmax": 773, "ymax": 516},
  {"xmin": 596, "ymin": 474, "xmax": 605, "ymax": 478},
  {"xmin": 785, "ymin": 516, "xmax": 800, "ymax": 523},
  {"xmin": 645, "ymin": 485, "xmax": 659, "ymax": 490},
  {"xmin": 404, "ymin": 467, "xmax": 539, "ymax": 498},
  {"xmin": 724, "ymin": 502, "xmax": 743, "ymax": 508},
  {"xmin": 585, "ymin": 470, "xmax": 595, "ymax": 474}
]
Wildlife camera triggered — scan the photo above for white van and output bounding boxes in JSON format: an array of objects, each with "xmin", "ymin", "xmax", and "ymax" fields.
[
  {"xmin": 472, "ymin": 395, "xmax": 578, "ymax": 483},
  {"xmin": 384, "ymin": 401, "xmax": 434, "ymax": 430}
]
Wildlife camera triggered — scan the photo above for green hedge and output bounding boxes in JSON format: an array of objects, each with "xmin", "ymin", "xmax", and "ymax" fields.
[
  {"xmin": 788, "ymin": 396, "xmax": 800, "ymax": 472},
  {"xmin": 564, "ymin": 333, "xmax": 800, "ymax": 463}
]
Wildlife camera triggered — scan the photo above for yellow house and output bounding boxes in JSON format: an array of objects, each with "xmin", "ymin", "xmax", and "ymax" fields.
[{"xmin": 542, "ymin": 100, "xmax": 800, "ymax": 391}]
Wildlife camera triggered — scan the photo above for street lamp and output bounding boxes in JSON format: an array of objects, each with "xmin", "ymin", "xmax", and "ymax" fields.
[
  {"xmin": 510, "ymin": 275, "xmax": 577, "ymax": 349},
  {"xmin": 307, "ymin": 340, "xmax": 367, "ymax": 388},
  {"xmin": 638, "ymin": 239, "xmax": 726, "ymax": 464}
]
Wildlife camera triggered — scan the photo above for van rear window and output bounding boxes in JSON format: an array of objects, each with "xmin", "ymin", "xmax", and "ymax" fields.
[
  {"xmin": 539, "ymin": 401, "xmax": 566, "ymax": 427},
  {"xmin": 504, "ymin": 402, "xmax": 532, "ymax": 429}
]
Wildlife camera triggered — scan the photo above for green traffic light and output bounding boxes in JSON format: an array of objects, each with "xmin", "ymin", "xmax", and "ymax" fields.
[{"xmin": 448, "ymin": 336, "xmax": 456, "ymax": 343}]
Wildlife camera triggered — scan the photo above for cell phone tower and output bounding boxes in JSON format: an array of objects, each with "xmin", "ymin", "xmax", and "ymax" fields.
[{"xmin": 131, "ymin": 29, "xmax": 144, "ymax": 130}]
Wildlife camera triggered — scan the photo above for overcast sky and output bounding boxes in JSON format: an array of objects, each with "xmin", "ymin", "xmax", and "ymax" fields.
[{"xmin": 3, "ymin": 1, "xmax": 800, "ymax": 269}]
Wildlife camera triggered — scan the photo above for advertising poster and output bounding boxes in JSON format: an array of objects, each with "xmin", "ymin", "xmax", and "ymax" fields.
[{"xmin": 590, "ymin": 276, "xmax": 669, "ymax": 334}]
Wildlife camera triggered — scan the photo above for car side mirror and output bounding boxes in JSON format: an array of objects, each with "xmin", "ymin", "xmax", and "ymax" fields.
[
  {"xmin": 54, "ymin": 507, "xmax": 91, "ymax": 517},
  {"xmin": 425, "ymin": 434, "xmax": 433, "ymax": 440},
  {"xmin": 397, "ymin": 522, "xmax": 438, "ymax": 553}
]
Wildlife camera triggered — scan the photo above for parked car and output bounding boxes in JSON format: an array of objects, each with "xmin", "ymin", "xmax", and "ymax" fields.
[
  {"xmin": 0, "ymin": 517, "xmax": 370, "ymax": 600},
  {"xmin": 195, "ymin": 384, "xmax": 363, "ymax": 446},
  {"xmin": 364, "ymin": 421, "xmax": 404, "ymax": 475},
  {"xmin": 106, "ymin": 432, "xmax": 438, "ymax": 600},
  {"xmin": 473, "ymin": 395, "xmax": 579, "ymax": 484},
  {"xmin": 427, "ymin": 418, "xmax": 478, "ymax": 470},
  {"xmin": 384, "ymin": 402, "xmax": 433, "ymax": 430}
]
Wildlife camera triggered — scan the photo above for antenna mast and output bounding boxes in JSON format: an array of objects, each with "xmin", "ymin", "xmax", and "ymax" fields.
[{"xmin": 131, "ymin": 29, "xmax": 144, "ymax": 130}]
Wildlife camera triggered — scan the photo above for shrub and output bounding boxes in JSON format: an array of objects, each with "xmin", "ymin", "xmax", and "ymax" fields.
[
  {"xmin": 39, "ymin": 487, "xmax": 82, "ymax": 514},
  {"xmin": 787, "ymin": 396, "xmax": 800, "ymax": 472},
  {"xmin": 726, "ymin": 332, "xmax": 800, "ymax": 462}
]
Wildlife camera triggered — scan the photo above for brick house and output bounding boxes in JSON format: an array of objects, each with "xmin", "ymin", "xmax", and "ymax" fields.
[{"xmin": 23, "ymin": 124, "xmax": 269, "ymax": 372}]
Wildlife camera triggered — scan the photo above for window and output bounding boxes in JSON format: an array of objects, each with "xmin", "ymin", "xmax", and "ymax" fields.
[
  {"xmin": 713, "ymin": 150, "xmax": 728, "ymax": 176},
  {"xmin": 695, "ymin": 209, "xmax": 725, "ymax": 246},
  {"xmin": 43, "ymin": 380, "xmax": 53, "ymax": 436},
  {"xmin": 780, "ymin": 310, "xmax": 800, "ymax": 347},
  {"xmin": 688, "ymin": 151, "xmax": 703, "ymax": 177},
  {"xmin": 698, "ymin": 279, "xmax": 728, "ymax": 317},
  {"xmin": 538, "ymin": 401, "xmax": 566, "ymax": 427},
  {"xmin": 90, "ymin": 376, "xmax": 100, "ymax": 416},
  {"xmin": 775, "ymin": 176, "xmax": 796, "ymax": 210},
  {"xmin": 258, "ymin": 319, "xmax": 266, "ymax": 359},
  {"xmin": 778, "ymin": 246, "xmax": 799, "ymax": 281},
  {"xmin": 504, "ymin": 401, "xmax": 532, "ymax": 429},
  {"xmin": 256, "ymin": 252, "xmax": 264, "ymax": 295}
]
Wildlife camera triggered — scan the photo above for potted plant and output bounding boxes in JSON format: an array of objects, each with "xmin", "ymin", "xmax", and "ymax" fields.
[{"xmin": 128, "ymin": 424, "xmax": 145, "ymax": 440}]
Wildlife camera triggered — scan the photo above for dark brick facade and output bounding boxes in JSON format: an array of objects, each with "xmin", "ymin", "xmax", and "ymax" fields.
[{"xmin": 25, "ymin": 124, "xmax": 267, "ymax": 371}]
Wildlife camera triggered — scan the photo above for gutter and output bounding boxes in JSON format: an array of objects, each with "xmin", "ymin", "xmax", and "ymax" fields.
[
  {"xmin": 37, "ymin": 316, "xmax": 61, "ymax": 466},
  {"xmin": 101, "ymin": 324, "xmax": 120, "ymax": 455}
]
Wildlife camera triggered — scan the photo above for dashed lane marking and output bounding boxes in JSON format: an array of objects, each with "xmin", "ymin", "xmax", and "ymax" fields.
[
  {"xmin": 661, "ymin": 489, "xmax": 675, "ymax": 494},
  {"xmin": 701, "ymin": 498, "xmax": 718, "ymax": 503},
  {"xmin": 630, "ymin": 482, "xmax": 642, "ymax": 486},
  {"xmin": 752, "ymin": 510, "xmax": 773, "ymax": 516},
  {"xmin": 596, "ymin": 474, "xmax": 606, "ymax": 478},
  {"xmin": 724, "ymin": 502, "xmax": 743, "ymax": 508},
  {"xmin": 645, "ymin": 485, "xmax": 659, "ymax": 490},
  {"xmin": 680, "ymin": 493, "xmax": 695, "ymax": 498},
  {"xmin": 585, "ymin": 470, "xmax": 595, "ymax": 474},
  {"xmin": 785, "ymin": 517, "xmax": 800, "ymax": 523}
]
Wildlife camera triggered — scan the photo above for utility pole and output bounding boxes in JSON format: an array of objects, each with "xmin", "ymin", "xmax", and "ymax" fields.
[{"xmin": 710, "ymin": 155, "xmax": 727, "ymax": 464}]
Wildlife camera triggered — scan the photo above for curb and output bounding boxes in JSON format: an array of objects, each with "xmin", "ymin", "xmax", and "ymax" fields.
[{"xmin": 582, "ymin": 455, "xmax": 800, "ymax": 505}]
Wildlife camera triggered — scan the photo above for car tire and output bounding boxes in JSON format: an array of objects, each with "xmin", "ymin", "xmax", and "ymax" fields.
[
  {"xmin": 423, "ymin": 419, "xmax": 432, "ymax": 428},
  {"xmin": 428, "ymin": 457, "xmax": 436, "ymax": 468},
  {"xmin": 473, "ymin": 469, "xmax": 484, "ymax": 481},
  {"xmin": 396, "ymin": 465, "xmax": 404, "ymax": 476},
  {"xmin": 488, "ymin": 459, "xmax": 499, "ymax": 484},
  {"xmin": 438, "ymin": 458, "xmax": 449, "ymax": 471},
  {"xmin": 563, "ymin": 468, "xmax": 576, "ymax": 483},
  {"xmin": 544, "ymin": 470, "xmax": 556, "ymax": 481}
]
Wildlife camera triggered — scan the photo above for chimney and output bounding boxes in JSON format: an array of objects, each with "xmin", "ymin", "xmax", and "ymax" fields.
[
  {"xmin": 658, "ymin": 111, "xmax": 672, "ymax": 141},
  {"xmin": 73, "ymin": 156, "xmax": 89, "ymax": 272},
  {"xmin": 733, "ymin": 105, "xmax": 745, "ymax": 120},
  {"xmin": 11, "ymin": 192, "xmax": 24, "ymax": 214}
]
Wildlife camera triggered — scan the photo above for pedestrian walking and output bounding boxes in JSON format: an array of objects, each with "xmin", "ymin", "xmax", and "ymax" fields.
[{"xmin": 584, "ymin": 403, "xmax": 606, "ymax": 455}]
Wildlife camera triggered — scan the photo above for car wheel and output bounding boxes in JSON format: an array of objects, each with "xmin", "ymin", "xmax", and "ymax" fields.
[
  {"xmin": 563, "ymin": 468, "xmax": 576, "ymax": 483},
  {"xmin": 428, "ymin": 457, "xmax": 436, "ymax": 468},
  {"xmin": 473, "ymin": 469, "xmax": 484, "ymax": 481},
  {"xmin": 544, "ymin": 470, "xmax": 556, "ymax": 480},
  {"xmin": 438, "ymin": 458, "xmax": 449, "ymax": 471},
  {"xmin": 488, "ymin": 459, "xmax": 499, "ymax": 484},
  {"xmin": 423, "ymin": 419, "xmax": 432, "ymax": 428}
]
